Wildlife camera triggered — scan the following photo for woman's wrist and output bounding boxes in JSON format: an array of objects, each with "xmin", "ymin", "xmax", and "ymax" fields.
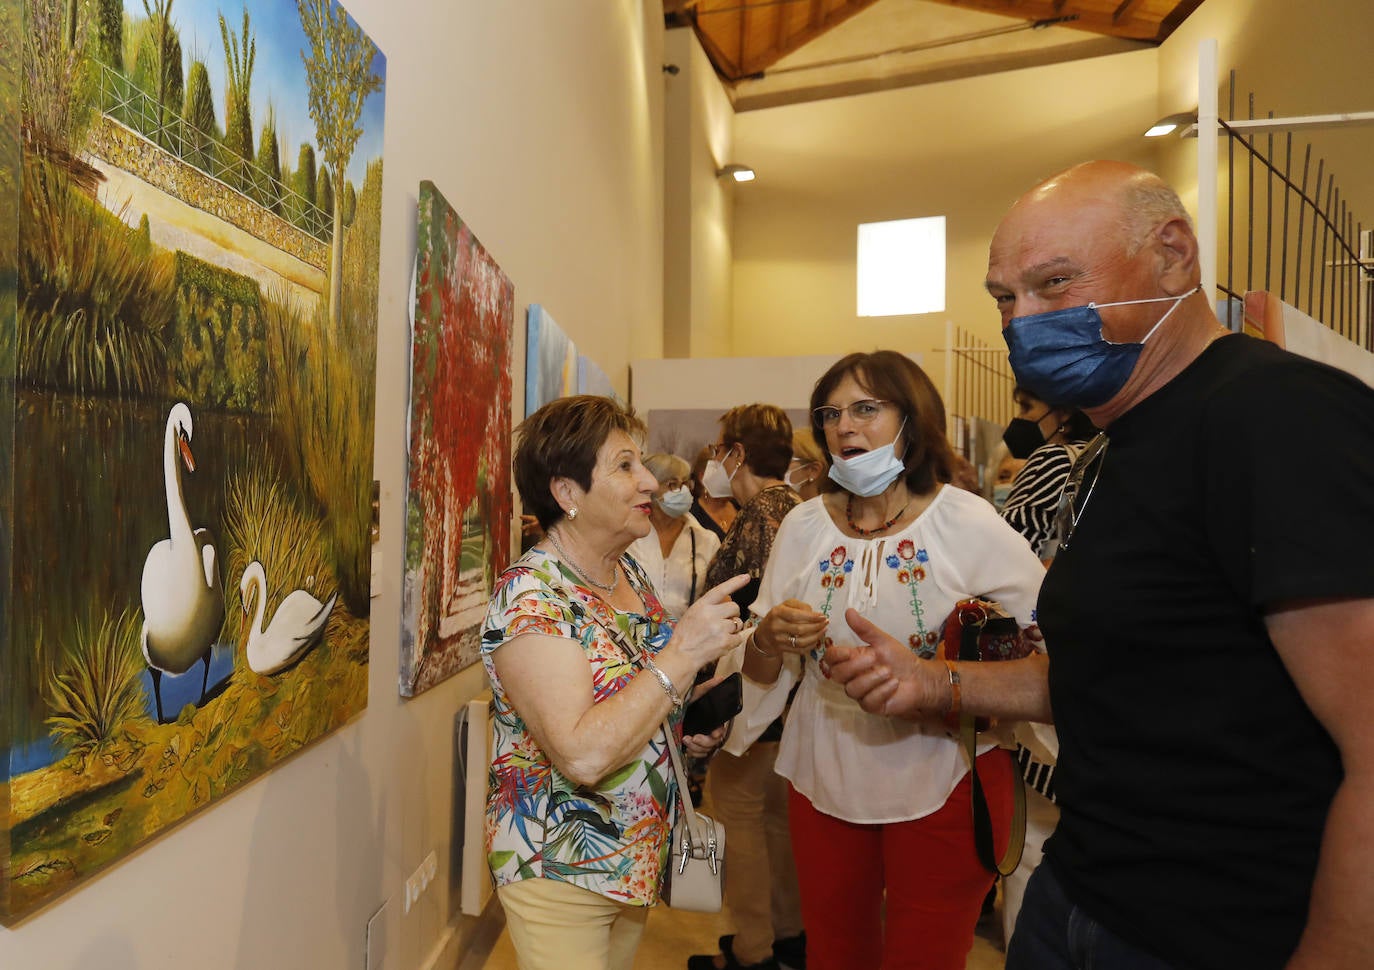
[
  {"xmin": 642, "ymin": 655, "xmax": 684, "ymax": 713},
  {"xmin": 941, "ymin": 659, "xmax": 961, "ymax": 717},
  {"xmin": 749, "ymin": 625, "xmax": 778, "ymax": 658}
]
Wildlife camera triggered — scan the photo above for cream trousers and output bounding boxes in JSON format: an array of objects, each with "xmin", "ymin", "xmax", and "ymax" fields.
[{"xmin": 498, "ymin": 878, "xmax": 651, "ymax": 970}]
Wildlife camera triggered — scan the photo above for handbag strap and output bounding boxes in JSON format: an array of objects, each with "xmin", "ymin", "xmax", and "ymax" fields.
[
  {"xmin": 578, "ymin": 606, "xmax": 713, "ymax": 855},
  {"xmin": 957, "ymin": 610, "xmax": 1027, "ymax": 877}
]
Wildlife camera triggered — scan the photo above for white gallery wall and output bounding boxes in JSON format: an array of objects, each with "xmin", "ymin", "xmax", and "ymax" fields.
[
  {"xmin": 663, "ymin": 28, "xmax": 739, "ymax": 359},
  {"xmin": 0, "ymin": 2, "xmax": 665, "ymax": 969}
]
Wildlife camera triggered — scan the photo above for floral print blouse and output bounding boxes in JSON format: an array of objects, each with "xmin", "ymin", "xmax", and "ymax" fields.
[{"xmin": 480, "ymin": 547, "xmax": 681, "ymax": 906}]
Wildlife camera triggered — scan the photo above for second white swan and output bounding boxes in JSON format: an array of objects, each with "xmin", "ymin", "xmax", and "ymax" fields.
[{"xmin": 239, "ymin": 561, "xmax": 337, "ymax": 675}]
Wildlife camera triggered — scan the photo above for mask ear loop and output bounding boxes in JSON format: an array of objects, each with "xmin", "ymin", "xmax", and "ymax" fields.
[{"xmin": 1097, "ymin": 284, "xmax": 1204, "ymax": 346}]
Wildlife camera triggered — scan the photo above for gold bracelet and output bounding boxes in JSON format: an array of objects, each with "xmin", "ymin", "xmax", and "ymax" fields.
[
  {"xmin": 942, "ymin": 659, "xmax": 961, "ymax": 717},
  {"xmin": 748, "ymin": 630, "xmax": 778, "ymax": 658}
]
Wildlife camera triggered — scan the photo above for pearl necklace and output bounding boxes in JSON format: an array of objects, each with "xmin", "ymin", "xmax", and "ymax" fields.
[
  {"xmin": 546, "ymin": 529, "xmax": 619, "ymax": 593},
  {"xmin": 845, "ymin": 493, "xmax": 910, "ymax": 538}
]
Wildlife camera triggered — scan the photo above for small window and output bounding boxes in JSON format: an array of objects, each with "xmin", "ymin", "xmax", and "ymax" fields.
[{"xmin": 856, "ymin": 216, "xmax": 946, "ymax": 317}]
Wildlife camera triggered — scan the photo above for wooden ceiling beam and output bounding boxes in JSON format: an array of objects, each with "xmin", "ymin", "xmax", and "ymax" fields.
[
  {"xmin": 1112, "ymin": 0, "xmax": 1140, "ymax": 22},
  {"xmin": 920, "ymin": 0, "xmax": 1182, "ymax": 42}
]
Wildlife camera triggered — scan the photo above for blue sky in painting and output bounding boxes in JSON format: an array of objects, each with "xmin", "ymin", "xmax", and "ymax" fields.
[{"xmin": 125, "ymin": 0, "xmax": 386, "ymax": 185}]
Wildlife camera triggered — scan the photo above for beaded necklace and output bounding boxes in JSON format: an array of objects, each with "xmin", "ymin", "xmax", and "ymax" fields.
[
  {"xmin": 845, "ymin": 492, "xmax": 910, "ymax": 538},
  {"xmin": 546, "ymin": 528, "xmax": 619, "ymax": 593}
]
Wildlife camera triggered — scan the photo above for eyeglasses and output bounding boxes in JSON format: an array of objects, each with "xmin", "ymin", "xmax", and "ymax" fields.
[
  {"xmin": 1051, "ymin": 432, "xmax": 1109, "ymax": 553},
  {"xmin": 812, "ymin": 399, "xmax": 891, "ymax": 429}
]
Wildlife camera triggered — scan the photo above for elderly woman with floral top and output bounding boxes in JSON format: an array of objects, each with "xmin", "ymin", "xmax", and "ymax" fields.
[
  {"xmin": 736, "ymin": 352, "xmax": 1046, "ymax": 970},
  {"xmin": 481, "ymin": 395, "xmax": 748, "ymax": 970}
]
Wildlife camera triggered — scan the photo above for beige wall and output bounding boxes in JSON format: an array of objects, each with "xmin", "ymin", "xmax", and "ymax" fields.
[
  {"xmin": 0, "ymin": 3, "xmax": 663, "ymax": 969},
  {"xmin": 730, "ymin": 50, "xmax": 1162, "ymax": 394},
  {"xmin": 731, "ymin": 0, "xmax": 1374, "ymax": 398},
  {"xmin": 663, "ymin": 28, "xmax": 736, "ymax": 359}
]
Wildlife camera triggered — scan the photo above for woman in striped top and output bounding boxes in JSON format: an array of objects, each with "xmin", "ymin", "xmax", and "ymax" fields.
[{"xmin": 999, "ymin": 387, "xmax": 1097, "ymax": 561}]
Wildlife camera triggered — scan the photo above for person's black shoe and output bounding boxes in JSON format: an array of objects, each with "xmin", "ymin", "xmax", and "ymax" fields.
[
  {"xmin": 772, "ymin": 932, "xmax": 806, "ymax": 969},
  {"xmin": 687, "ymin": 946, "xmax": 779, "ymax": 970}
]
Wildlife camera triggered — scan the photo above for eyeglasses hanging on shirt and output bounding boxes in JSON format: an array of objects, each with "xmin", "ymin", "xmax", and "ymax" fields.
[{"xmin": 1045, "ymin": 432, "xmax": 1110, "ymax": 558}]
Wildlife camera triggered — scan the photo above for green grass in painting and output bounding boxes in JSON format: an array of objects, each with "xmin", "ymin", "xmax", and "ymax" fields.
[
  {"xmin": 15, "ymin": 159, "xmax": 175, "ymax": 395},
  {"xmin": 220, "ymin": 463, "xmax": 335, "ymax": 652},
  {"xmin": 41, "ymin": 607, "xmax": 150, "ymax": 755}
]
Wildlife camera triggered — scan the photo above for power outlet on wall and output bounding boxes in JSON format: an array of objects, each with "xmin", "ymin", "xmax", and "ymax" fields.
[{"xmin": 403, "ymin": 849, "xmax": 439, "ymax": 914}]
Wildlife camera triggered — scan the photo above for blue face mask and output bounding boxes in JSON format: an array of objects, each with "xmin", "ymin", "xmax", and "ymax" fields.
[{"xmin": 1003, "ymin": 285, "xmax": 1201, "ymax": 408}]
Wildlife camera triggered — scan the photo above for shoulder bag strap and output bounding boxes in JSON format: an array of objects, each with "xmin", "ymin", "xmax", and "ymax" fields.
[
  {"xmin": 580, "ymin": 606, "xmax": 714, "ymax": 861},
  {"xmin": 957, "ymin": 614, "xmax": 1027, "ymax": 877}
]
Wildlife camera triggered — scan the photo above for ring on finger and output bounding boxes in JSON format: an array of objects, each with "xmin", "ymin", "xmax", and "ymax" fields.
[{"xmin": 790, "ymin": 633, "xmax": 798, "ymax": 651}]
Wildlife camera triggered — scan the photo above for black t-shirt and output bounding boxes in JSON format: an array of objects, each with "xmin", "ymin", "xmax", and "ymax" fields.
[{"xmin": 1039, "ymin": 334, "xmax": 1374, "ymax": 969}]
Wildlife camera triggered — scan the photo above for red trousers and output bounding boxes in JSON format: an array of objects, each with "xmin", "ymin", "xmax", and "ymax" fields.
[{"xmin": 787, "ymin": 748, "xmax": 1015, "ymax": 970}]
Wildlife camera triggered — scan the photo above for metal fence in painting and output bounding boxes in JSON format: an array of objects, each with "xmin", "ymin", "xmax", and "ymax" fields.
[
  {"xmin": 1218, "ymin": 70, "xmax": 1372, "ymax": 349},
  {"xmin": 92, "ymin": 61, "xmax": 333, "ymax": 243}
]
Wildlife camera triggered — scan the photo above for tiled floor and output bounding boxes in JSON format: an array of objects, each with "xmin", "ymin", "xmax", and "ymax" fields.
[{"xmin": 474, "ymin": 891, "xmax": 1007, "ymax": 970}]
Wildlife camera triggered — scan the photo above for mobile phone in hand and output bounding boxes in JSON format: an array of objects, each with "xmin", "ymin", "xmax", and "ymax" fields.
[{"xmin": 682, "ymin": 672, "xmax": 743, "ymax": 736}]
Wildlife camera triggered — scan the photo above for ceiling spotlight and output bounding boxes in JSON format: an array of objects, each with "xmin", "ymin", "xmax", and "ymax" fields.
[
  {"xmin": 1145, "ymin": 111, "xmax": 1197, "ymax": 138},
  {"xmin": 717, "ymin": 164, "xmax": 755, "ymax": 183}
]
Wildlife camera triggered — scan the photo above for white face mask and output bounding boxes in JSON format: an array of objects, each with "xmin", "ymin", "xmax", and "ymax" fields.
[
  {"xmin": 701, "ymin": 455, "xmax": 737, "ymax": 499},
  {"xmin": 786, "ymin": 463, "xmax": 815, "ymax": 492},
  {"xmin": 655, "ymin": 485, "xmax": 693, "ymax": 517},
  {"xmin": 827, "ymin": 419, "xmax": 907, "ymax": 498}
]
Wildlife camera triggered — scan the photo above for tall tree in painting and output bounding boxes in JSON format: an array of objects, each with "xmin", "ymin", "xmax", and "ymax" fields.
[
  {"xmin": 294, "ymin": 143, "xmax": 316, "ymax": 230},
  {"xmin": 296, "ymin": 0, "xmax": 381, "ymax": 328},
  {"xmin": 218, "ymin": 9, "xmax": 255, "ymax": 167},
  {"xmin": 183, "ymin": 59, "xmax": 217, "ymax": 170},
  {"xmin": 139, "ymin": 0, "xmax": 175, "ymax": 143}
]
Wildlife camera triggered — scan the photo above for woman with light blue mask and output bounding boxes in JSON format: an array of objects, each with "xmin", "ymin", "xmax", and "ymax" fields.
[
  {"xmin": 734, "ymin": 351, "xmax": 1046, "ymax": 970},
  {"xmin": 627, "ymin": 452, "xmax": 721, "ymax": 622}
]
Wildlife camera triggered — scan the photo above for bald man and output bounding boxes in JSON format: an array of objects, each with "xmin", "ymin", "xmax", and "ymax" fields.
[{"xmin": 827, "ymin": 161, "xmax": 1374, "ymax": 969}]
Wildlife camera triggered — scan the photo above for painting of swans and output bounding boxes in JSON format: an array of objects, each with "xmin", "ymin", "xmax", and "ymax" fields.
[{"xmin": 0, "ymin": 0, "xmax": 385, "ymax": 921}]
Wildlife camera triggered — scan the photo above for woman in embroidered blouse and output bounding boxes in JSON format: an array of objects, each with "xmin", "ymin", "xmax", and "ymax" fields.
[
  {"xmin": 738, "ymin": 352, "xmax": 1046, "ymax": 970},
  {"xmin": 481, "ymin": 396, "xmax": 748, "ymax": 970},
  {"xmin": 628, "ymin": 453, "xmax": 721, "ymax": 621}
]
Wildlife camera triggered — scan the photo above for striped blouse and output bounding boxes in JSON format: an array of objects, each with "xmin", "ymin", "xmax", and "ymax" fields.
[{"xmin": 999, "ymin": 443, "xmax": 1080, "ymax": 558}]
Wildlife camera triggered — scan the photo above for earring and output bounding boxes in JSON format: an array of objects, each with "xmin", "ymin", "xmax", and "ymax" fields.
[{"xmin": 567, "ymin": 507, "xmax": 578, "ymax": 520}]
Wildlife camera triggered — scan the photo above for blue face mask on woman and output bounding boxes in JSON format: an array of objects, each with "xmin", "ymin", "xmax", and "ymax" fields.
[{"xmin": 1003, "ymin": 285, "xmax": 1201, "ymax": 408}]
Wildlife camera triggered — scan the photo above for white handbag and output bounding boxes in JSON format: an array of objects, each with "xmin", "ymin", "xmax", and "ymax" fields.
[{"xmin": 661, "ymin": 726, "xmax": 725, "ymax": 912}]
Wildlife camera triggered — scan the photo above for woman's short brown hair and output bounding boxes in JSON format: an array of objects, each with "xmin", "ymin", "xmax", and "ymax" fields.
[
  {"xmin": 809, "ymin": 351, "xmax": 956, "ymax": 495},
  {"xmin": 514, "ymin": 395, "xmax": 647, "ymax": 530},
  {"xmin": 719, "ymin": 404, "xmax": 793, "ymax": 480}
]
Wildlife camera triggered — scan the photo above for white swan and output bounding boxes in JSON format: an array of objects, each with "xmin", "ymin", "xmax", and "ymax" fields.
[
  {"xmin": 239, "ymin": 561, "xmax": 337, "ymax": 675},
  {"xmin": 140, "ymin": 402, "xmax": 225, "ymax": 722}
]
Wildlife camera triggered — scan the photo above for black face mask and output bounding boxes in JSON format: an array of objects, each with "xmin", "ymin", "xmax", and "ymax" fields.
[{"xmin": 1002, "ymin": 417, "xmax": 1046, "ymax": 460}]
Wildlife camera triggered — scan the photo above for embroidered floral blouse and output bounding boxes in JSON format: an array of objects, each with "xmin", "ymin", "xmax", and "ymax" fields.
[
  {"xmin": 480, "ymin": 547, "xmax": 681, "ymax": 906},
  {"xmin": 738, "ymin": 487, "xmax": 1045, "ymax": 823}
]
